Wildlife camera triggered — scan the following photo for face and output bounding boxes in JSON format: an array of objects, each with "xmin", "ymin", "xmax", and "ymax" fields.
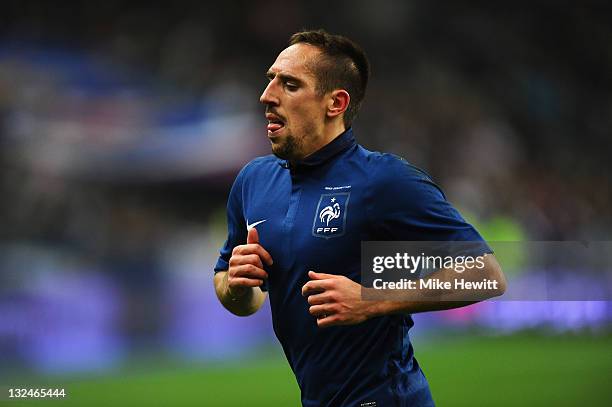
[{"xmin": 260, "ymin": 44, "xmax": 328, "ymax": 161}]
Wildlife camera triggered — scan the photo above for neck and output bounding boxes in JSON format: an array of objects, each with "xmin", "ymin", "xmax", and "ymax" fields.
[{"xmin": 300, "ymin": 121, "xmax": 346, "ymax": 161}]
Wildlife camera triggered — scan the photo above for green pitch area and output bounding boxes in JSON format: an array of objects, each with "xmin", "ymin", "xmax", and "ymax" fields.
[{"xmin": 3, "ymin": 333, "xmax": 611, "ymax": 406}]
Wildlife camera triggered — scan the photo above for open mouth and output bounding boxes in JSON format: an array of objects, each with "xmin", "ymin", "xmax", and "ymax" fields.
[{"xmin": 266, "ymin": 114, "xmax": 285, "ymax": 135}]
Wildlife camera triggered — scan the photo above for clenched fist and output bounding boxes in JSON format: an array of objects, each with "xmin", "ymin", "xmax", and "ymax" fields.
[{"xmin": 227, "ymin": 227, "xmax": 274, "ymax": 298}]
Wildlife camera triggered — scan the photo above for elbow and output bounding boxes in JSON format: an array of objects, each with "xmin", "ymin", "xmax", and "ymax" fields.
[
  {"xmin": 492, "ymin": 274, "xmax": 507, "ymax": 298},
  {"xmin": 489, "ymin": 265, "xmax": 507, "ymax": 298},
  {"xmin": 484, "ymin": 254, "xmax": 507, "ymax": 299}
]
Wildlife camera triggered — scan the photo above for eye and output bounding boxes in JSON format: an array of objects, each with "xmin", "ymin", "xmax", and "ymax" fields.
[{"xmin": 285, "ymin": 82, "xmax": 299, "ymax": 91}]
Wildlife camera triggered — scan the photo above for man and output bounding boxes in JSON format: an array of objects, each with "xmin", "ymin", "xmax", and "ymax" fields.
[{"xmin": 214, "ymin": 29, "xmax": 506, "ymax": 406}]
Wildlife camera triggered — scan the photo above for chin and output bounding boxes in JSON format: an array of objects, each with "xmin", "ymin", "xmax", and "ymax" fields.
[
  {"xmin": 272, "ymin": 143, "xmax": 300, "ymax": 161},
  {"xmin": 271, "ymin": 146, "xmax": 290, "ymax": 160}
]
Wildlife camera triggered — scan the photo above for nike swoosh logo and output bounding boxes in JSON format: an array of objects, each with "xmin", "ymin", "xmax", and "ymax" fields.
[{"xmin": 246, "ymin": 219, "xmax": 267, "ymax": 230}]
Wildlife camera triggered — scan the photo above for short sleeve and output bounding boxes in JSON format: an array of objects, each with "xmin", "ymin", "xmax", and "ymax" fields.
[{"xmin": 214, "ymin": 166, "xmax": 248, "ymax": 273}]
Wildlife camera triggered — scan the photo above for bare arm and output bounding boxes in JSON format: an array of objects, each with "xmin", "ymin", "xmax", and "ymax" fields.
[
  {"xmin": 214, "ymin": 271, "xmax": 267, "ymax": 316},
  {"xmin": 365, "ymin": 253, "xmax": 506, "ymax": 316},
  {"xmin": 214, "ymin": 227, "xmax": 272, "ymax": 317},
  {"xmin": 302, "ymin": 253, "xmax": 506, "ymax": 328}
]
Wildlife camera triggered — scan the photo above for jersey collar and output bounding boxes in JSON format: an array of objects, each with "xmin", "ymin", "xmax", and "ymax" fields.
[{"xmin": 278, "ymin": 128, "xmax": 356, "ymax": 169}]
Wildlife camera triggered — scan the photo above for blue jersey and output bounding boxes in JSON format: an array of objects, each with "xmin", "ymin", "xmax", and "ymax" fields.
[{"xmin": 215, "ymin": 128, "xmax": 486, "ymax": 406}]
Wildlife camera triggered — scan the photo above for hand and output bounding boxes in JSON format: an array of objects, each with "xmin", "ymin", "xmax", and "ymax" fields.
[
  {"xmin": 301, "ymin": 270, "xmax": 373, "ymax": 328},
  {"xmin": 227, "ymin": 227, "xmax": 273, "ymax": 298}
]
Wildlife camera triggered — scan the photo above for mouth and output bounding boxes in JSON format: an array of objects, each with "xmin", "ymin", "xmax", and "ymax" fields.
[{"xmin": 266, "ymin": 113, "xmax": 285, "ymax": 136}]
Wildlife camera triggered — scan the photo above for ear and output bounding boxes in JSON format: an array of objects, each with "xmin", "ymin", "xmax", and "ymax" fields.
[{"xmin": 326, "ymin": 90, "xmax": 350, "ymax": 119}]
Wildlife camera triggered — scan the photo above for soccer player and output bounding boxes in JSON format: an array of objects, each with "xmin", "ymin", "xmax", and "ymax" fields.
[{"xmin": 213, "ymin": 30, "xmax": 506, "ymax": 406}]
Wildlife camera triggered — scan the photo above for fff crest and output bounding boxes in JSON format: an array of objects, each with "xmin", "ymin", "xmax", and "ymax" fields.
[{"xmin": 312, "ymin": 192, "xmax": 350, "ymax": 239}]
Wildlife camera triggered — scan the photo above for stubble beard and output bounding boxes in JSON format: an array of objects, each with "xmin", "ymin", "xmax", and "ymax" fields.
[
  {"xmin": 271, "ymin": 122, "xmax": 317, "ymax": 162},
  {"xmin": 272, "ymin": 133, "xmax": 301, "ymax": 161}
]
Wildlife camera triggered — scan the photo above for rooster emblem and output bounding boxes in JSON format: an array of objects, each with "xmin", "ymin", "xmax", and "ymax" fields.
[{"xmin": 319, "ymin": 202, "xmax": 341, "ymax": 226}]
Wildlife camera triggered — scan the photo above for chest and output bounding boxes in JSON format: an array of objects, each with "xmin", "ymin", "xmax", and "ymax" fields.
[{"xmin": 242, "ymin": 169, "xmax": 368, "ymax": 278}]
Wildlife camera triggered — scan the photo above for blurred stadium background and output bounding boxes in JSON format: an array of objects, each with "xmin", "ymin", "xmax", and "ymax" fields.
[{"xmin": 0, "ymin": 1, "xmax": 611, "ymax": 406}]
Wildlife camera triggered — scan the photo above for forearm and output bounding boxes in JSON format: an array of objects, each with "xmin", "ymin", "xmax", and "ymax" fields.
[
  {"xmin": 366, "ymin": 254, "xmax": 506, "ymax": 316},
  {"xmin": 214, "ymin": 271, "xmax": 267, "ymax": 316}
]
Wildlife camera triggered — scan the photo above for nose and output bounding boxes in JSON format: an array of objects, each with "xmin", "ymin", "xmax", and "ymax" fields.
[{"xmin": 260, "ymin": 80, "xmax": 279, "ymax": 106}]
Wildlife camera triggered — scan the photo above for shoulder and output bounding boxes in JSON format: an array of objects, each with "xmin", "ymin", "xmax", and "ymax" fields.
[
  {"xmin": 243, "ymin": 154, "xmax": 279, "ymax": 171},
  {"xmin": 228, "ymin": 155, "xmax": 278, "ymax": 197},
  {"xmin": 236, "ymin": 154, "xmax": 279, "ymax": 180},
  {"xmin": 356, "ymin": 146, "xmax": 435, "ymax": 185},
  {"xmin": 356, "ymin": 147, "xmax": 449, "ymax": 208}
]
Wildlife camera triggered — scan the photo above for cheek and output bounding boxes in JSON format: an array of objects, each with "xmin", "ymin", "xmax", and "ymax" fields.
[{"xmin": 288, "ymin": 104, "xmax": 323, "ymax": 128}]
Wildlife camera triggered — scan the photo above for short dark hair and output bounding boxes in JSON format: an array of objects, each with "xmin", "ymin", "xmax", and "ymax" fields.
[{"xmin": 289, "ymin": 29, "xmax": 370, "ymax": 128}]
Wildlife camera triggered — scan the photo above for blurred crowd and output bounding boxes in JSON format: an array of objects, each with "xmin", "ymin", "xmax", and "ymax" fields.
[{"xmin": 0, "ymin": 1, "xmax": 610, "ymax": 372}]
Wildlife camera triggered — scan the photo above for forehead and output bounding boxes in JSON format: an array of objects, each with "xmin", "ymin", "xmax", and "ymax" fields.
[{"xmin": 268, "ymin": 43, "xmax": 320, "ymax": 80}]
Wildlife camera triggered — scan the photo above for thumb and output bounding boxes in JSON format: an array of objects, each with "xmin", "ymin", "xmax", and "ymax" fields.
[
  {"xmin": 247, "ymin": 227, "xmax": 259, "ymax": 244},
  {"xmin": 308, "ymin": 270, "xmax": 336, "ymax": 280}
]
